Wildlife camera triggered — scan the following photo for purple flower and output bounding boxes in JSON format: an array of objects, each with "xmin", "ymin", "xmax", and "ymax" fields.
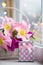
[
  {"xmin": 28, "ymin": 31, "xmax": 34, "ymax": 38},
  {"xmin": 7, "ymin": 37, "xmax": 22, "ymax": 51}
]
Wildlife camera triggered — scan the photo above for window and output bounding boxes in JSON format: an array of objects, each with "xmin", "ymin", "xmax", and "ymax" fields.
[{"xmin": 0, "ymin": 0, "xmax": 42, "ymax": 46}]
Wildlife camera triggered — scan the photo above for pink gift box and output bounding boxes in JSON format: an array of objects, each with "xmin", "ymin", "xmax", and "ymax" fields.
[{"xmin": 19, "ymin": 41, "xmax": 34, "ymax": 61}]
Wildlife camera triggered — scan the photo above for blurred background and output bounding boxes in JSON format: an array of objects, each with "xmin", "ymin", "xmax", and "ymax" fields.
[{"xmin": 0, "ymin": 0, "xmax": 43, "ymax": 46}]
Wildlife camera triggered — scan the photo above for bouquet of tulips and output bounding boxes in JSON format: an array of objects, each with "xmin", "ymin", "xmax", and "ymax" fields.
[{"xmin": 0, "ymin": 16, "xmax": 34, "ymax": 52}]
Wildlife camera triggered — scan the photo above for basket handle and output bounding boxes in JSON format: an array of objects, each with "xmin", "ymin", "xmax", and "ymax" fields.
[
  {"xmin": 0, "ymin": 7, "xmax": 29, "ymax": 30},
  {"xmin": 3, "ymin": 7, "xmax": 29, "ymax": 23}
]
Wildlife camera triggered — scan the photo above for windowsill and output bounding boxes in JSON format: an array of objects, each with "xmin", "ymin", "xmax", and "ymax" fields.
[{"xmin": 0, "ymin": 60, "xmax": 42, "ymax": 65}]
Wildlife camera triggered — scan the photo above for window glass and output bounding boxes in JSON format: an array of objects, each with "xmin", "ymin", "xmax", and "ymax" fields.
[{"xmin": 0, "ymin": 0, "xmax": 42, "ymax": 45}]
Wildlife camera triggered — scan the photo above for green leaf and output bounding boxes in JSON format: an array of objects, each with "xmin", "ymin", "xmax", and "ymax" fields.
[{"xmin": 12, "ymin": 30, "xmax": 18, "ymax": 38}]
